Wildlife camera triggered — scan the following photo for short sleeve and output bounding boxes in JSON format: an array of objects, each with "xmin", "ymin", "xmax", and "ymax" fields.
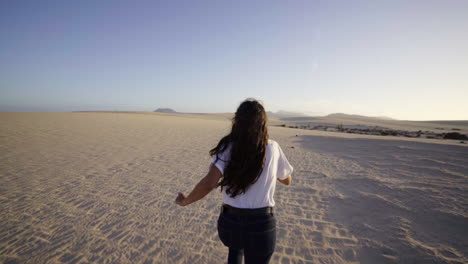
[
  {"xmin": 276, "ymin": 143, "xmax": 293, "ymax": 180},
  {"xmin": 211, "ymin": 148, "xmax": 230, "ymax": 175},
  {"xmin": 211, "ymin": 155, "xmax": 226, "ymax": 175}
]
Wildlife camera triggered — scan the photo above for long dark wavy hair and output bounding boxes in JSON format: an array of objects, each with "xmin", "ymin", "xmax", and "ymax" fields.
[{"xmin": 210, "ymin": 99, "xmax": 269, "ymax": 198}]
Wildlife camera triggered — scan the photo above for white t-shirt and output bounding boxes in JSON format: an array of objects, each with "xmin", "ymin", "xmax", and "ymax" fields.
[{"xmin": 211, "ymin": 139, "xmax": 293, "ymax": 208}]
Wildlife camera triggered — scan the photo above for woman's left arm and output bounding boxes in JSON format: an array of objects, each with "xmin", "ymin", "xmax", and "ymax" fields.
[{"xmin": 175, "ymin": 164, "xmax": 222, "ymax": 206}]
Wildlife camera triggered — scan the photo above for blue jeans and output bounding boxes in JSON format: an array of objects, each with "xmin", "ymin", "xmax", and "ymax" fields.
[{"xmin": 217, "ymin": 210, "xmax": 276, "ymax": 264}]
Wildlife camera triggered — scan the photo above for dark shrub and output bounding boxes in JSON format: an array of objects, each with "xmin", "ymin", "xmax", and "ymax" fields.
[{"xmin": 443, "ymin": 132, "xmax": 468, "ymax": 140}]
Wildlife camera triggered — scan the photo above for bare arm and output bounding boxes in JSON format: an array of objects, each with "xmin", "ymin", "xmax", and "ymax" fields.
[
  {"xmin": 277, "ymin": 175, "xmax": 292, "ymax": 185},
  {"xmin": 175, "ymin": 164, "xmax": 222, "ymax": 206}
]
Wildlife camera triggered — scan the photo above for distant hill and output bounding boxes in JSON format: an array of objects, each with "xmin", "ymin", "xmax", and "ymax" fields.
[
  {"xmin": 154, "ymin": 108, "xmax": 177, "ymax": 113},
  {"xmin": 326, "ymin": 113, "xmax": 394, "ymax": 120},
  {"xmin": 279, "ymin": 112, "xmax": 395, "ymax": 123},
  {"xmin": 267, "ymin": 110, "xmax": 308, "ymax": 119}
]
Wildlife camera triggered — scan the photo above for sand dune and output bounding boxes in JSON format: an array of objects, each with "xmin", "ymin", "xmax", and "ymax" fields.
[{"xmin": 0, "ymin": 112, "xmax": 467, "ymax": 263}]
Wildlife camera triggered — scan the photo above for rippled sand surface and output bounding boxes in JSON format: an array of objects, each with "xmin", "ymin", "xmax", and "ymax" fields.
[{"xmin": 1, "ymin": 112, "xmax": 467, "ymax": 263}]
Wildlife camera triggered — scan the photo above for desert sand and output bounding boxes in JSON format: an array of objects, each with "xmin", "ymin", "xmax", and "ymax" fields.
[{"xmin": 0, "ymin": 112, "xmax": 467, "ymax": 264}]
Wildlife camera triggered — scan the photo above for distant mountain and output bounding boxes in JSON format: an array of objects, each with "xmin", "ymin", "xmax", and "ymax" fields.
[
  {"xmin": 267, "ymin": 110, "xmax": 308, "ymax": 119},
  {"xmin": 154, "ymin": 108, "xmax": 177, "ymax": 113},
  {"xmin": 326, "ymin": 113, "xmax": 394, "ymax": 120}
]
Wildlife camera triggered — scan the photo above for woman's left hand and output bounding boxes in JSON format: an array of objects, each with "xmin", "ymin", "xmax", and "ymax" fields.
[{"xmin": 175, "ymin": 192, "xmax": 187, "ymax": 206}]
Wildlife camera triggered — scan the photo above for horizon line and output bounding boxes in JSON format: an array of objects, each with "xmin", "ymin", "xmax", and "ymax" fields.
[{"xmin": 1, "ymin": 110, "xmax": 467, "ymax": 122}]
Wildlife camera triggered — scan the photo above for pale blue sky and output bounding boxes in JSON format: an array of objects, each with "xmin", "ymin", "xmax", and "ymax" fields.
[{"xmin": 1, "ymin": 1, "xmax": 467, "ymax": 120}]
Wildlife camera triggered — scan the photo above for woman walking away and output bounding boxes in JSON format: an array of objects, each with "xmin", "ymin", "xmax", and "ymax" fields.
[{"xmin": 175, "ymin": 98, "xmax": 293, "ymax": 264}]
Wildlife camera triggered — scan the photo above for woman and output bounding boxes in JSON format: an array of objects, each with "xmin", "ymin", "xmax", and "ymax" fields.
[{"xmin": 175, "ymin": 99, "xmax": 293, "ymax": 264}]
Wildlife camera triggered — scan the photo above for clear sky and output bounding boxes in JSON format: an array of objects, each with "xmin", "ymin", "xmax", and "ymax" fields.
[{"xmin": 1, "ymin": 1, "xmax": 467, "ymax": 120}]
